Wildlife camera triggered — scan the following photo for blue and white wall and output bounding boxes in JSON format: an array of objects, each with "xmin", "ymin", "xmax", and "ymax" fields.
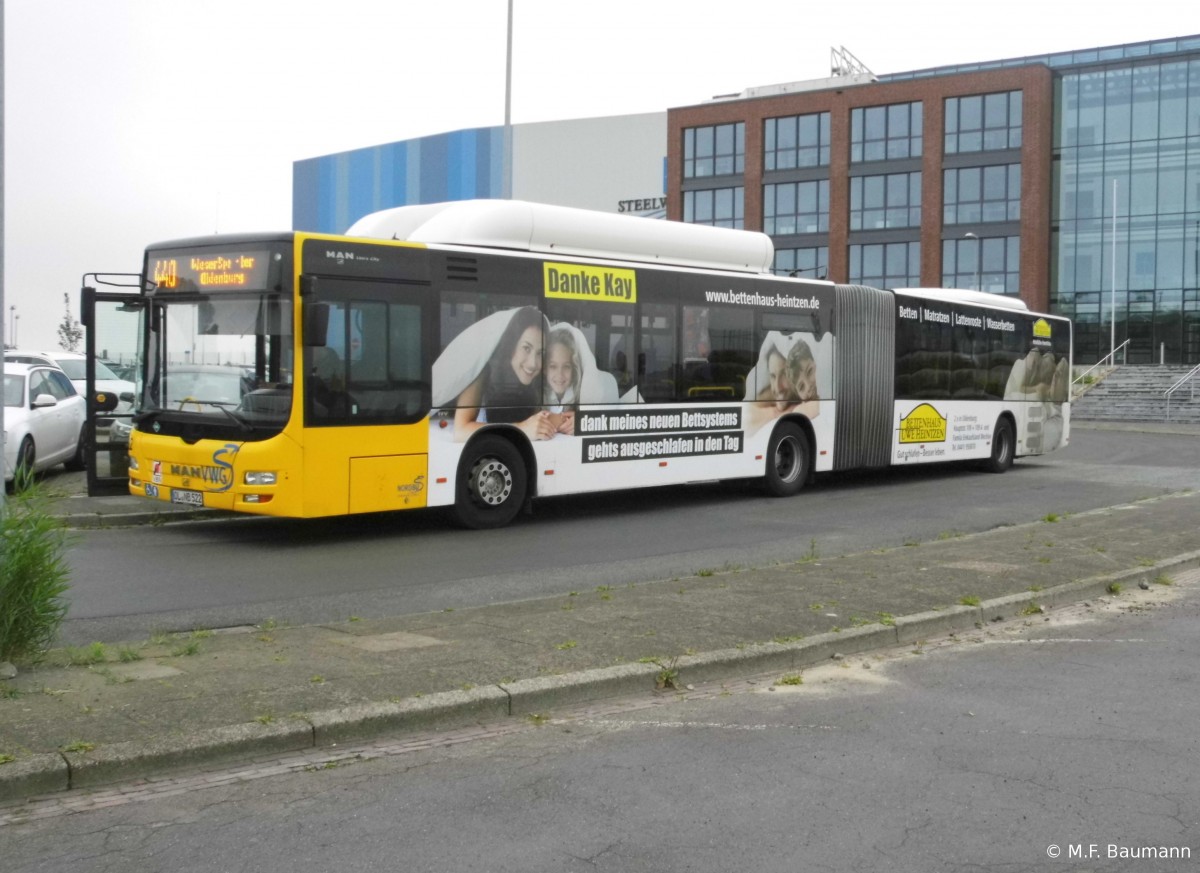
[{"xmin": 293, "ymin": 112, "xmax": 666, "ymax": 234}]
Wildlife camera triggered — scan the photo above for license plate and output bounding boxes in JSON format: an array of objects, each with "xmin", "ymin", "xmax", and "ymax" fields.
[{"xmin": 170, "ymin": 488, "xmax": 204, "ymax": 507}]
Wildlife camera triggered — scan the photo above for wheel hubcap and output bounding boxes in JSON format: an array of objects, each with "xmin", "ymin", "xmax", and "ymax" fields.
[
  {"xmin": 775, "ymin": 437, "xmax": 800, "ymax": 482},
  {"xmin": 473, "ymin": 458, "xmax": 513, "ymax": 506}
]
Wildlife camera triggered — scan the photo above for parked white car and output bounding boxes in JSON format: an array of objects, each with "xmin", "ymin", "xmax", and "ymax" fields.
[
  {"xmin": 3, "ymin": 361, "xmax": 88, "ymax": 485},
  {"xmin": 4, "ymin": 350, "xmax": 135, "ymax": 403}
]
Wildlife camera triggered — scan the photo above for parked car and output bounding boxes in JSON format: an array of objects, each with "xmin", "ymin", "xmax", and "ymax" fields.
[
  {"xmin": 3, "ymin": 361, "xmax": 88, "ymax": 485},
  {"xmin": 110, "ymin": 364, "xmax": 255, "ymax": 446},
  {"xmin": 4, "ymin": 350, "xmax": 135, "ymax": 405}
]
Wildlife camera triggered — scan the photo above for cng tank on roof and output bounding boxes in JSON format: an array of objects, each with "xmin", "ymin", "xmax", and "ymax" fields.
[{"xmin": 345, "ymin": 199, "xmax": 775, "ymax": 274}]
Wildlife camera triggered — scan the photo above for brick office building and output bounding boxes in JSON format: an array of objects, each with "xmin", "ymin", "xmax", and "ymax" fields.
[{"xmin": 667, "ymin": 37, "xmax": 1200, "ymax": 365}]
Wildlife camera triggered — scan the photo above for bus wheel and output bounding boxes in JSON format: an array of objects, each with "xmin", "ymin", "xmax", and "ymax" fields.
[
  {"xmin": 982, "ymin": 418, "xmax": 1015, "ymax": 473},
  {"xmin": 764, "ymin": 423, "xmax": 809, "ymax": 497},
  {"xmin": 455, "ymin": 436, "xmax": 527, "ymax": 529}
]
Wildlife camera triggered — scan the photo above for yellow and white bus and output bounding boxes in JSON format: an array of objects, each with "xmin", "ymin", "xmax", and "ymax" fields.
[{"xmin": 121, "ymin": 200, "xmax": 1071, "ymax": 528}]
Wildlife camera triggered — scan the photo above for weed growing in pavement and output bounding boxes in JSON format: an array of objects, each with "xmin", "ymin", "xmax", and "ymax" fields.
[
  {"xmin": 0, "ymin": 752, "xmax": 15, "ymax": 764},
  {"xmin": 776, "ymin": 673, "xmax": 804, "ymax": 686},
  {"xmin": 1042, "ymin": 513, "xmax": 1061, "ymax": 523},
  {"xmin": 555, "ymin": 640, "xmax": 577, "ymax": 650},
  {"xmin": 526, "ymin": 713, "xmax": 550, "ymax": 726},
  {"xmin": 1021, "ymin": 603, "xmax": 1045, "ymax": 616},
  {"xmin": 117, "ymin": 646, "xmax": 142, "ymax": 662},
  {"xmin": 61, "ymin": 741, "xmax": 95, "ymax": 754},
  {"xmin": 254, "ymin": 713, "xmax": 275, "ymax": 725},
  {"xmin": 172, "ymin": 640, "xmax": 202, "ymax": 657},
  {"xmin": 960, "ymin": 595, "xmax": 981, "ymax": 606},
  {"xmin": 696, "ymin": 568, "xmax": 715, "ymax": 578},
  {"xmin": 1107, "ymin": 582, "xmax": 1122, "ymax": 595},
  {"xmin": 64, "ymin": 642, "xmax": 107, "ymax": 666},
  {"xmin": 1154, "ymin": 574, "xmax": 1174, "ymax": 586}
]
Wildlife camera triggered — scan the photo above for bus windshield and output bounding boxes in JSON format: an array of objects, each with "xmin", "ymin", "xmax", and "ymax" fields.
[{"xmin": 140, "ymin": 292, "xmax": 294, "ymax": 439}]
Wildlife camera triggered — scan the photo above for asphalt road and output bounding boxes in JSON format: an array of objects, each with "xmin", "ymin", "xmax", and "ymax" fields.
[
  {"xmin": 7, "ymin": 555, "xmax": 1199, "ymax": 872},
  {"xmin": 55, "ymin": 425, "xmax": 1200, "ymax": 644}
]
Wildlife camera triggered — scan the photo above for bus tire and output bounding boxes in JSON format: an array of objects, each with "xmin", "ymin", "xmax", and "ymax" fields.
[
  {"xmin": 982, "ymin": 418, "xmax": 1015, "ymax": 474},
  {"xmin": 764, "ymin": 422, "xmax": 810, "ymax": 497},
  {"xmin": 455, "ymin": 435, "xmax": 528, "ymax": 529}
]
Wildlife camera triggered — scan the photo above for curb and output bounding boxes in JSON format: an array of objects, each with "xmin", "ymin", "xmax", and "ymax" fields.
[{"xmin": 4, "ymin": 552, "xmax": 1199, "ymax": 805}]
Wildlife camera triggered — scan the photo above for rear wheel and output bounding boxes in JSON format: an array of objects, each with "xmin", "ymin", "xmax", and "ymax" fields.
[
  {"xmin": 764, "ymin": 422, "xmax": 810, "ymax": 497},
  {"xmin": 455, "ymin": 436, "xmax": 528, "ymax": 529},
  {"xmin": 982, "ymin": 418, "xmax": 1015, "ymax": 474}
]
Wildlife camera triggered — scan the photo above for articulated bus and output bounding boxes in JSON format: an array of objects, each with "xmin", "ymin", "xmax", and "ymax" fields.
[{"xmin": 121, "ymin": 200, "xmax": 1071, "ymax": 528}]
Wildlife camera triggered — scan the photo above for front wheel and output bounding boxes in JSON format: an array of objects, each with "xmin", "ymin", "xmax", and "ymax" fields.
[
  {"xmin": 764, "ymin": 422, "xmax": 810, "ymax": 497},
  {"xmin": 12, "ymin": 437, "xmax": 36, "ymax": 490},
  {"xmin": 455, "ymin": 435, "xmax": 528, "ymax": 529},
  {"xmin": 64, "ymin": 425, "xmax": 88, "ymax": 472},
  {"xmin": 982, "ymin": 418, "xmax": 1015, "ymax": 474}
]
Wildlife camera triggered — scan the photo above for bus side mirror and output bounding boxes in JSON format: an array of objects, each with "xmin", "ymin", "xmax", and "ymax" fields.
[
  {"xmin": 304, "ymin": 301, "xmax": 330, "ymax": 347},
  {"xmin": 94, "ymin": 391, "xmax": 120, "ymax": 413}
]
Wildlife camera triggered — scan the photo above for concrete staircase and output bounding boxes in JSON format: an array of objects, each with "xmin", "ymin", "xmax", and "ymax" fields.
[{"xmin": 1072, "ymin": 365, "xmax": 1200, "ymax": 423}]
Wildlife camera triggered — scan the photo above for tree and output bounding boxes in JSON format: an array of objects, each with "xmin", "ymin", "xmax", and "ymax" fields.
[{"xmin": 57, "ymin": 293, "xmax": 82, "ymax": 352}]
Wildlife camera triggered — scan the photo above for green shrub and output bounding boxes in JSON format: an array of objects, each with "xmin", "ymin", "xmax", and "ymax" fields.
[{"xmin": 0, "ymin": 485, "xmax": 72, "ymax": 663}]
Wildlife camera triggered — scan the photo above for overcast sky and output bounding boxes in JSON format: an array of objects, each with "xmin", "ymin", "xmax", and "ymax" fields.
[{"xmin": 2, "ymin": 0, "xmax": 1192, "ymax": 349}]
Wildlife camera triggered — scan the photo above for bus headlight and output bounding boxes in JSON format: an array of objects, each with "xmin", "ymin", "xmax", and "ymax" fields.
[{"xmin": 244, "ymin": 471, "xmax": 277, "ymax": 486}]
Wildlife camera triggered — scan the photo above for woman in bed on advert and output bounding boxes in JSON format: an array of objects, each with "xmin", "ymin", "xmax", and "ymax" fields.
[
  {"xmin": 744, "ymin": 331, "xmax": 821, "ymax": 434},
  {"xmin": 432, "ymin": 306, "xmax": 556, "ymax": 442}
]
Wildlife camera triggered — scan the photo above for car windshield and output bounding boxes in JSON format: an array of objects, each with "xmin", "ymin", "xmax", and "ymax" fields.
[{"xmin": 3, "ymin": 373, "xmax": 24, "ymax": 406}]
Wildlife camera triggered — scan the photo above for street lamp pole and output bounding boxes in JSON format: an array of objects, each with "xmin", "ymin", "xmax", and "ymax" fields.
[{"xmin": 963, "ymin": 232, "xmax": 981, "ymax": 292}]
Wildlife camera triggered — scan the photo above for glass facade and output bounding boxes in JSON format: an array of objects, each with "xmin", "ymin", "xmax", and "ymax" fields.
[
  {"xmin": 943, "ymin": 235, "xmax": 1021, "ymax": 294},
  {"xmin": 764, "ymin": 180, "xmax": 830, "ymax": 235},
  {"xmin": 851, "ymin": 102, "xmax": 923, "ymax": 162},
  {"xmin": 765, "ymin": 112, "xmax": 831, "ymax": 169},
  {"xmin": 849, "ymin": 242, "xmax": 921, "ymax": 288},
  {"xmin": 1053, "ymin": 56, "xmax": 1200, "ymax": 363},
  {"xmin": 945, "ymin": 91, "xmax": 1023, "ymax": 153},
  {"xmin": 850, "ymin": 172, "xmax": 922, "ymax": 230},
  {"xmin": 683, "ymin": 123, "xmax": 745, "ymax": 178},
  {"xmin": 683, "ymin": 187, "xmax": 744, "ymax": 228},
  {"xmin": 773, "ymin": 246, "xmax": 829, "ymax": 279}
]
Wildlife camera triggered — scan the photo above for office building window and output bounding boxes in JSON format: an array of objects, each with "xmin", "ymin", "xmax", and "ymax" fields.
[
  {"xmin": 683, "ymin": 123, "xmax": 745, "ymax": 178},
  {"xmin": 764, "ymin": 180, "xmax": 830, "ymax": 235},
  {"xmin": 684, "ymin": 187, "xmax": 744, "ymax": 228},
  {"xmin": 765, "ymin": 112, "xmax": 831, "ymax": 169},
  {"xmin": 943, "ymin": 235, "xmax": 1021, "ymax": 294},
  {"xmin": 851, "ymin": 102, "xmax": 923, "ymax": 162},
  {"xmin": 848, "ymin": 242, "xmax": 921, "ymax": 287},
  {"xmin": 944, "ymin": 164, "xmax": 1022, "ymax": 224},
  {"xmin": 945, "ymin": 91, "xmax": 1023, "ymax": 153},
  {"xmin": 850, "ymin": 171, "xmax": 922, "ymax": 230},
  {"xmin": 773, "ymin": 247, "xmax": 829, "ymax": 279}
]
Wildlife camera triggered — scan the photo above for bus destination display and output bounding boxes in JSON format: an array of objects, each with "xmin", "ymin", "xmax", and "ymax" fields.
[{"xmin": 151, "ymin": 250, "xmax": 269, "ymax": 291}]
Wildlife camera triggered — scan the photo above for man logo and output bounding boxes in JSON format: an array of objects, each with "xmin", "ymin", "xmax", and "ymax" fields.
[{"xmin": 326, "ymin": 250, "xmax": 355, "ymax": 264}]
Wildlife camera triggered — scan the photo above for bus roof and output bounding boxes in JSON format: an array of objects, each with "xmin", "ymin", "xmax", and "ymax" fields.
[
  {"xmin": 893, "ymin": 287, "xmax": 1032, "ymax": 312},
  {"xmin": 344, "ymin": 199, "xmax": 776, "ymax": 275}
]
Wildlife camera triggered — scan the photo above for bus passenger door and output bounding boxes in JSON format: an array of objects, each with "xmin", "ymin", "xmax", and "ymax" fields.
[
  {"xmin": 81, "ymin": 275, "xmax": 143, "ymax": 496},
  {"xmin": 300, "ymin": 274, "xmax": 433, "ymax": 516}
]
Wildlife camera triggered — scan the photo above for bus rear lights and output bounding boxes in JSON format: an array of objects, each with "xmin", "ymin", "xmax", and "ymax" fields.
[
  {"xmin": 658, "ymin": 461, "xmax": 669, "ymax": 467},
  {"xmin": 543, "ymin": 469, "xmax": 555, "ymax": 476},
  {"xmin": 243, "ymin": 471, "xmax": 277, "ymax": 486}
]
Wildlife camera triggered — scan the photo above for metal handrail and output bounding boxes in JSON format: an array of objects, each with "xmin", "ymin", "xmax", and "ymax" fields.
[
  {"xmin": 1072, "ymin": 340, "xmax": 1130, "ymax": 388},
  {"xmin": 1164, "ymin": 362, "xmax": 1200, "ymax": 421}
]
